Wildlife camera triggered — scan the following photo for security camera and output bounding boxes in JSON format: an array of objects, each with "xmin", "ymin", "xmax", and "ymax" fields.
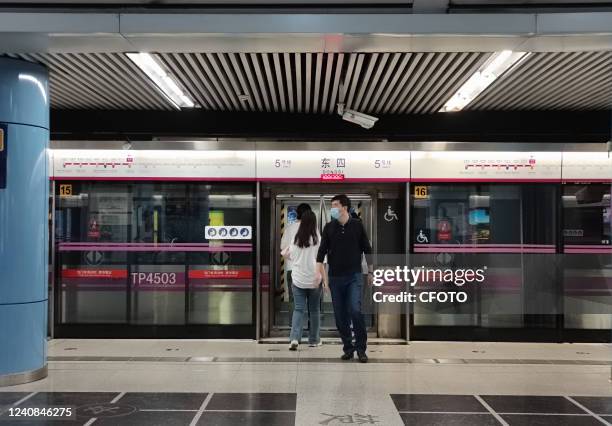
[{"xmin": 337, "ymin": 103, "xmax": 378, "ymax": 129}]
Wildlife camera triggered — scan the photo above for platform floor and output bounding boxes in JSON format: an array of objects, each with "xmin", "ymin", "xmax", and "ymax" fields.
[{"xmin": 1, "ymin": 339, "xmax": 612, "ymax": 425}]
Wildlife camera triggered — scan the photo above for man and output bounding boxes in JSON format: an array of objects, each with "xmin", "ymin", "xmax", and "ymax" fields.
[
  {"xmin": 317, "ymin": 194, "xmax": 372, "ymax": 363},
  {"xmin": 280, "ymin": 203, "xmax": 313, "ymax": 299}
]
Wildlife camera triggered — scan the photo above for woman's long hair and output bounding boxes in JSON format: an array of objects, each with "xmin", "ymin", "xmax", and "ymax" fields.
[{"xmin": 294, "ymin": 210, "xmax": 318, "ymax": 248}]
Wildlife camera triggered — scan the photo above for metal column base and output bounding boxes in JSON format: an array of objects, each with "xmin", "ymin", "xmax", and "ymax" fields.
[{"xmin": 0, "ymin": 365, "xmax": 47, "ymax": 387}]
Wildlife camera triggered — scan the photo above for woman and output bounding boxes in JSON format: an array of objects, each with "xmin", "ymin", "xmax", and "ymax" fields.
[{"xmin": 285, "ymin": 210, "xmax": 326, "ymax": 350}]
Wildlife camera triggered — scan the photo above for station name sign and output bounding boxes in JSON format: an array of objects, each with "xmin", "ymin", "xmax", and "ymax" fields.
[{"xmin": 256, "ymin": 150, "xmax": 411, "ymax": 182}]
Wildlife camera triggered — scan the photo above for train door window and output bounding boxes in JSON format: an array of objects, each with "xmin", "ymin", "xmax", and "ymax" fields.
[
  {"xmin": 562, "ymin": 183, "xmax": 612, "ymax": 330},
  {"xmin": 130, "ymin": 183, "xmax": 187, "ymax": 325},
  {"xmin": 56, "ymin": 182, "xmax": 130, "ymax": 324},
  {"xmin": 187, "ymin": 184, "xmax": 255, "ymax": 325}
]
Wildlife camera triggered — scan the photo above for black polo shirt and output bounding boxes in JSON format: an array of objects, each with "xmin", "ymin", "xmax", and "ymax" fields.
[{"xmin": 316, "ymin": 217, "xmax": 372, "ymax": 276}]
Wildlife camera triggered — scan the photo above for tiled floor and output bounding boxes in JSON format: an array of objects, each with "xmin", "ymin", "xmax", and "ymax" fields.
[
  {"xmin": 1, "ymin": 340, "xmax": 612, "ymax": 425},
  {"xmin": 2, "ymin": 392, "xmax": 612, "ymax": 425},
  {"xmin": 391, "ymin": 394, "xmax": 612, "ymax": 425},
  {"xmin": 0, "ymin": 392, "xmax": 296, "ymax": 425}
]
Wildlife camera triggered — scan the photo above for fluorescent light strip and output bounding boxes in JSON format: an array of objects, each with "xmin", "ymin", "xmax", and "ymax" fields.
[
  {"xmin": 440, "ymin": 50, "xmax": 529, "ymax": 112},
  {"xmin": 126, "ymin": 53, "xmax": 195, "ymax": 109}
]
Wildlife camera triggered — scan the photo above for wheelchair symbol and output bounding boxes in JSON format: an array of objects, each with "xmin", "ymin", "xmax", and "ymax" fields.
[
  {"xmin": 416, "ymin": 229, "xmax": 429, "ymax": 244},
  {"xmin": 384, "ymin": 206, "xmax": 399, "ymax": 222}
]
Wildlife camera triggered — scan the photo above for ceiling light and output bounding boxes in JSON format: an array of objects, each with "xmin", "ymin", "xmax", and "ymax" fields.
[
  {"xmin": 126, "ymin": 52, "xmax": 195, "ymax": 109},
  {"xmin": 440, "ymin": 50, "xmax": 529, "ymax": 112}
]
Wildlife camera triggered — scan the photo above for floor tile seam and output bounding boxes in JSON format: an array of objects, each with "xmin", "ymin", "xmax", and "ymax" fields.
[
  {"xmin": 78, "ymin": 391, "xmax": 125, "ymax": 426},
  {"xmin": 203, "ymin": 409, "xmax": 297, "ymax": 412},
  {"xmin": 398, "ymin": 411, "xmax": 598, "ymax": 416},
  {"xmin": 564, "ymin": 396, "xmax": 612, "ymax": 425},
  {"xmin": 138, "ymin": 409, "xmax": 199, "ymax": 412},
  {"xmin": 397, "ymin": 411, "xmax": 496, "ymax": 414},
  {"xmin": 0, "ymin": 392, "xmax": 38, "ymax": 418},
  {"xmin": 188, "ymin": 392, "xmax": 213, "ymax": 426},
  {"xmin": 474, "ymin": 395, "xmax": 509, "ymax": 426}
]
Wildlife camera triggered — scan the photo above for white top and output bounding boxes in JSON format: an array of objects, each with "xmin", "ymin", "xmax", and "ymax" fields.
[
  {"xmin": 288, "ymin": 231, "xmax": 322, "ymax": 289},
  {"xmin": 280, "ymin": 221, "xmax": 300, "ymax": 270}
]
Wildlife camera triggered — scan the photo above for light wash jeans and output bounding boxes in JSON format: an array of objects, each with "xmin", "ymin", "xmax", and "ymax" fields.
[{"xmin": 289, "ymin": 284, "xmax": 322, "ymax": 344}]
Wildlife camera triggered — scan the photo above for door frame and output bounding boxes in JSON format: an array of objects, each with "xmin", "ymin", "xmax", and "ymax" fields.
[{"xmin": 270, "ymin": 192, "xmax": 376, "ymax": 337}]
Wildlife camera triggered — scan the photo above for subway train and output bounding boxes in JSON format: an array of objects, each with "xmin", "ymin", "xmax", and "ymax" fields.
[{"xmin": 48, "ymin": 141, "xmax": 612, "ymax": 342}]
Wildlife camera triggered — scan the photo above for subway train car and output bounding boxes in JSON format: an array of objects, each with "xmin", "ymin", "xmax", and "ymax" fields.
[{"xmin": 48, "ymin": 141, "xmax": 612, "ymax": 342}]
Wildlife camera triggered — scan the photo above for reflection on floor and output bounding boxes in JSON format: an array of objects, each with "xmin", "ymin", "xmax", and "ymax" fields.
[
  {"xmin": 2, "ymin": 392, "xmax": 612, "ymax": 425},
  {"xmin": 1, "ymin": 340, "xmax": 612, "ymax": 425}
]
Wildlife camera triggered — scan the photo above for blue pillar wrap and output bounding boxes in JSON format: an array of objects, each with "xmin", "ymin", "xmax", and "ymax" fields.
[{"xmin": 0, "ymin": 58, "xmax": 49, "ymax": 384}]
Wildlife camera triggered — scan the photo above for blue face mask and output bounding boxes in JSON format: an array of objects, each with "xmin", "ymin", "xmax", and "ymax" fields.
[{"xmin": 330, "ymin": 207, "xmax": 341, "ymax": 220}]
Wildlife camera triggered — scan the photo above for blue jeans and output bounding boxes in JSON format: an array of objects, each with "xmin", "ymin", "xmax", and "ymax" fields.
[
  {"xmin": 329, "ymin": 273, "xmax": 367, "ymax": 354},
  {"xmin": 289, "ymin": 284, "xmax": 322, "ymax": 344}
]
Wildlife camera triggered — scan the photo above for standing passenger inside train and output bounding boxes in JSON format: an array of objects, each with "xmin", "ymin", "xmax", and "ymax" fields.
[
  {"xmin": 316, "ymin": 194, "xmax": 372, "ymax": 363},
  {"xmin": 280, "ymin": 203, "xmax": 312, "ymax": 301},
  {"xmin": 285, "ymin": 210, "xmax": 324, "ymax": 350}
]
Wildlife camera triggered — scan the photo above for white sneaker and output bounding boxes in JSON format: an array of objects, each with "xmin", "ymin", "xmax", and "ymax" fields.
[
  {"xmin": 308, "ymin": 342, "xmax": 323, "ymax": 348},
  {"xmin": 289, "ymin": 340, "xmax": 299, "ymax": 351}
]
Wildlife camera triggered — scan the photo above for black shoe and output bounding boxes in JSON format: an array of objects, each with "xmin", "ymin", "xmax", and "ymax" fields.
[
  {"xmin": 357, "ymin": 352, "xmax": 368, "ymax": 363},
  {"xmin": 341, "ymin": 352, "xmax": 354, "ymax": 361}
]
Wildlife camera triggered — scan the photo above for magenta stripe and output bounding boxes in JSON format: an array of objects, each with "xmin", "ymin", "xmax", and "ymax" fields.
[
  {"xmin": 416, "ymin": 244, "xmax": 555, "ymax": 248},
  {"xmin": 414, "ymin": 248, "xmax": 555, "ymax": 253},
  {"xmin": 51, "ymin": 176, "xmax": 573, "ymax": 183},
  {"xmin": 562, "ymin": 179, "xmax": 612, "ymax": 183},
  {"xmin": 565, "ymin": 245, "xmax": 612, "ymax": 249},
  {"xmin": 58, "ymin": 242, "xmax": 251, "ymax": 247},
  {"xmin": 410, "ymin": 178, "xmax": 561, "ymax": 183},
  {"xmin": 52, "ymin": 176, "xmax": 410, "ymax": 182},
  {"xmin": 58, "ymin": 246, "xmax": 252, "ymax": 252},
  {"xmin": 564, "ymin": 249, "xmax": 612, "ymax": 254},
  {"xmin": 257, "ymin": 177, "xmax": 410, "ymax": 182},
  {"xmin": 52, "ymin": 176, "xmax": 257, "ymax": 181}
]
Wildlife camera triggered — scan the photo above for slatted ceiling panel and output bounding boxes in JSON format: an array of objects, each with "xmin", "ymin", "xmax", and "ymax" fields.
[
  {"xmin": 12, "ymin": 52, "xmax": 176, "ymax": 110},
  {"xmin": 6, "ymin": 51, "xmax": 610, "ymax": 113},
  {"xmin": 21, "ymin": 53, "xmax": 120, "ymax": 110},
  {"xmin": 467, "ymin": 51, "xmax": 612, "ymax": 111},
  {"xmin": 328, "ymin": 53, "xmax": 344, "ymax": 114},
  {"xmin": 423, "ymin": 51, "xmax": 489, "ymax": 113}
]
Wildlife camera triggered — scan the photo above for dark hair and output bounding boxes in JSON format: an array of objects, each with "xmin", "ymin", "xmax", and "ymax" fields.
[
  {"xmin": 331, "ymin": 194, "xmax": 351, "ymax": 211},
  {"xmin": 296, "ymin": 203, "xmax": 312, "ymax": 221},
  {"xmin": 294, "ymin": 210, "xmax": 318, "ymax": 248}
]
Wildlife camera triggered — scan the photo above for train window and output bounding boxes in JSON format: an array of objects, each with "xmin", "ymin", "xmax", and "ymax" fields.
[
  {"xmin": 410, "ymin": 183, "xmax": 558, "ymax": 331},
  {"xmin": 412, "ymin": 184, "xmax": 557, "ymax": 247},
  {"xmin": 563, "ymin": 183, "xmax": 611, "ymax": 246},
  {"xmin": 412, "ymin": 184, "xmax": 522, "ymax": 246},
  {"xmin": 562, "ymin": 183, "xmax": 612, "ymax": 331},
  {"xmin": 54, "ymin": 181, "xmax": 256, "ymax": 330}
]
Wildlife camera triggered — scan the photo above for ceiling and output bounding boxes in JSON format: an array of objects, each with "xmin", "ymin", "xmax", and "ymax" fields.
[{"xmin": 6, "ymin": 50, "xmax": 611, "ymax": 114}]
